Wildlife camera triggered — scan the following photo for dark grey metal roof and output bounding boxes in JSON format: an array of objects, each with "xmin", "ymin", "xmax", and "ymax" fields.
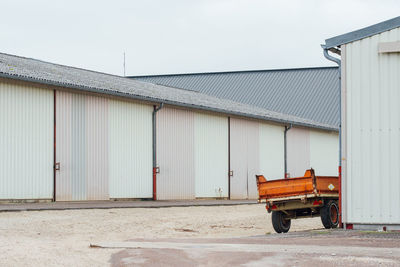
[
  {"xmin": 0, "ymin": 52, "xmax": 337, "ymax": 131},
  {"xmin": 325, "ymin": 16, "xmax": 400, "ymax": 49},
  {"xmin": 131, "ymin": 67, "xmax": 339, "ymax": 127}
]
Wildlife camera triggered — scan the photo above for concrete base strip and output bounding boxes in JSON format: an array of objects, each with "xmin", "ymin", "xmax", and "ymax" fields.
[
  {"xmin": 0, "ymin": 200, "xmax": 258, "ymax": 212},
  {"xmin": 90, "ymin": 241, "xmax": 399, "ymax": 258}
]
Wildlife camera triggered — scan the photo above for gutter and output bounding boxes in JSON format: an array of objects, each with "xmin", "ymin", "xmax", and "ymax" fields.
[
  {"xmin": 321, "ymin": 44, "xmax": 342, "ymax": 227},
  {"xmin": 152, "ymin": 103, "xmax": 164, "ymax": 200},
  {"xmin": 284, "ymin": 124, "xmax": 292, "ymax": 178}
]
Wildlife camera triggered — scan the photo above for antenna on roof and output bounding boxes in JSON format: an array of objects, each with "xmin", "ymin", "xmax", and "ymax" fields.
[{"xmin": 123, "ymin": 52, "xmax": 126, "ymax": 77}]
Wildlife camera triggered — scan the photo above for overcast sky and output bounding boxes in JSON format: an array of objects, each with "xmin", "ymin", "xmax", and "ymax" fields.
[{"xmin": 2, "ymin": 0, "xmax": 399, "ymax": 76}]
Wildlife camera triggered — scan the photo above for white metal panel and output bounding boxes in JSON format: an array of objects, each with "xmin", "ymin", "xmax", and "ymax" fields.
[
  {"xmin": 86, "ymin": 96, "xmax": 109, "ymax": 200},
  {"xmin": 344, "ymin": 27, "xmax": 400, "ymax": 224},
  {"xmin": 56, "ymin": 91, "xmax": 109, "ymax": 201},
  {"xmin": 109, "ymin": 99, "xmax": 153, "ymax": 198},
  {"xmin": 259, "ymin": 123, "xmax": 284, "ymax": 180},
  {"xmin": 341, "ymin": 45, "xmax": 348, "ymax": 224},
  {"xmin": 156, "ymin": 107, "xmax": 195, "ymax": 200},
  {"xmin": 286, "ymin": 127, "xmax": 310, "ymax": 178},
  {"xmin": 230, "ymin": 118, "xmax": 259, "ymax": 199},
  {"xmin": 0, "ymin": 80, "xmax": 53, "ymax": 199},
  {"xmin": 55, "ymin": 91, "xmax": 72, "ymax": 201},
  {"xmin": 194, "ymin": 113, "xmax": 228, "ymax": 198},
  {"xmin": 309, "ymin": 130, "xmax": 339, "ymax": 176}
]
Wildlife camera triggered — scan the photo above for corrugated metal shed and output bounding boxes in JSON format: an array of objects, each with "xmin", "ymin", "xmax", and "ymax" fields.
[
  {"xmin": 341, "ymin": 26, "xmax": 400, "ymax": 225},
  {"xmin": 131, "ymin": 67, "xmax": 339, "ymax": 126},
  {"xmin": 0, "ymin": 53, "xmax": 337, "ymax": 131}
]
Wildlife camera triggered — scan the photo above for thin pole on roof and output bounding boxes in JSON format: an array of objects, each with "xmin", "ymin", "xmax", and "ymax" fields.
[{"xmin": 123, "ymin": 52, "xmax": 126, "ymax": 77}]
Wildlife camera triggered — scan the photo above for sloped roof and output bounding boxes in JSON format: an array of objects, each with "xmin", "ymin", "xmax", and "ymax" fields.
[
  {"xmin": 0, "ymin": 52, "xmax": 337, "ymax": 131},
  {"xmin": 325, "ymin": 16, "xmax": 400, "ymax": 49},
  {"xmin": 132, "ymin": 67, "xmax": 340, "ymax": 127}
]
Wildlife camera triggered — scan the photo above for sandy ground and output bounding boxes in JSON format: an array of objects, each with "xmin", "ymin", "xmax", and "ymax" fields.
[{"xmin": 0, "ymin": 204, "xmax": 323, "ymax": 266}]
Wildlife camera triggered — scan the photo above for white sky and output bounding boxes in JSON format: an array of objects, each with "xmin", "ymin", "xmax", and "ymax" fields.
[{"xmin": 1, "ymin": 0, "xmax": 399, "ymax": 76}]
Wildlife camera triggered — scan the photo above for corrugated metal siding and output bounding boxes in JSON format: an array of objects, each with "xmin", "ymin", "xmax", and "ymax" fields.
[
  {"xmin": 56, "ymin": 91, "xmax": 109, "ymax": 200},
  {"xmin": 109, "ymin": 100, "xmax": 153, "ymax": 198},
  {"xmin": 259, "ymin": 123, "xmax": 284, "ymax": 180},
  {"xmin": 133, "ymin": 67, "xmax": 340, "ymax": 126},
  {"xmin": 0, "ymin": 80, "xmax": 53, "ymax": 199},
  {"xmin": 287, "ymin": 128, "xmax": 310, "ymax": 178},
  {"xmin": 230, "ymin": 118, "xmax": 259, "ymax": 199},
  {"xmin": 344, "ymin": 27, "xmax": 400, "ymax": 224},
  {"xmin": 156, "ymin": 107, "xmax": 195, "ymax": 200},
  {"xmin": 194, "ymin": 113, "xmax": 228, "ymax": 198},
  {"xmin": 309, "ymin": 131, "xmax": 338, "ymax": 176},
  {"xmin": 86, "ymin": 96, "xmax": 109, "ymax": 200}
]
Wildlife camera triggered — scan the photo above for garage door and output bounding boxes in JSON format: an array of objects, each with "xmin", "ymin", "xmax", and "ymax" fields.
[{"xmin": 0, "ymin": 80, "xmax": 53, "ymax": 200}]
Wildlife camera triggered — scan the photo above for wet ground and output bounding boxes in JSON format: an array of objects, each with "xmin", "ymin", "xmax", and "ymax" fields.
[{"xmin": 101, "ymin": 230, "xmax": 400, "ymax": 267}]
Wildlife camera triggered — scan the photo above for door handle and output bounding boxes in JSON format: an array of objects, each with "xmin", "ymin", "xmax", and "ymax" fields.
[
  {"xmin": 229, "ymin": 170, "xmax": 233, "ymax": 177},
  {"xmin": 54, "ymin": 162, "xmax": 60, "ymax": 171}
]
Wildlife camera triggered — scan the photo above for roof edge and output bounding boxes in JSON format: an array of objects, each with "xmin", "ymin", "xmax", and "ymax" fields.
[
  {"xmin": 129, "ymin": 66, "xmax": 338, "ymax": 78},
  {"xmin": 325, "ymin": 16, "xmax": 400, "ymax": 48}
]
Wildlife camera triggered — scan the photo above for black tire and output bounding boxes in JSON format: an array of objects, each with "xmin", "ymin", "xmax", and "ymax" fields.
[
  {"xmin": 272, "ymin": 211, "xmax": 291, "ymax": 233},
  {"xmin": 320, "ymin": 200, "xmax": 339, "ymax": 229}
]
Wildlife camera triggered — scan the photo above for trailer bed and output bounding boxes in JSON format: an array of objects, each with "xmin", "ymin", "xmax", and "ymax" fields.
[
  {"xmin": 256, "ymin": 169, "xmax": 339, "ymax": 202},
  {"xmin": 256, "ymin": 169, "xmax": 340, "ymax": 233}
]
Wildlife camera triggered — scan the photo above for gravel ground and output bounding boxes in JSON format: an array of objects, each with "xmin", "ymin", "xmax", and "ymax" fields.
[{"xmin": 0, "ymin": 204, "xmax": 323, "ymax": 266}]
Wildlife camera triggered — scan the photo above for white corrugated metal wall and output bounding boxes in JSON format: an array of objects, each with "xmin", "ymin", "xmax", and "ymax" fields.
[
  {"xmin": 194, "ymin": 113, "xmax": 228, "ymax": 198},
  {"xmin": 109, "ymin": 99, "xmax": 153, "ymax": 198},
  {"xmin": 56, "ymin": 91, "xmax": 153, "ymax": 201},
  {"xmin": 287, "ymin": 128, "xmax": 338, "ymax": 178},
  {"xmin": 309, "ymin": 130, "xmax": 338, "ymax": 176},
  {"xmin": 287, "ymin": 128, "xmax": 310, "ymax": 177},
  {"xmin": 229, "ymin": 118, "xmax": 260, "ymax": 199},
  {"xmin": 0, "ymin": 80, "xmax": 53, "ymax": 200},
  {"xmin": 0, "ymin": 80, "xmax": 340, "ymax": 202},
  {"xmin": 343, "ymin": 27, "xmax": 400, "ymax": 224},
  {"xmin": 156, "ymin": 107, "xmax": 196, "ymax": 200},
  {"xmin": 156, "ymin": 108, "xmax": 230, "ymax": 200},
  {"xmin": 259, "ymin": 123, "xmax": 285, "ymax": 180},
  {"xmin": 56, "ymin": 91, "xmax": 109, "ymax": 200}
]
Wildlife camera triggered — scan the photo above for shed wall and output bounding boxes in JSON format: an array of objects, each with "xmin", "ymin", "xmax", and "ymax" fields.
[
  {"xmin": 55, "ymin": 91, "xmax": 109, "ymax": 200},
  {"xmin": 309, "ymin": 131, "xmax": 339, "ymax": 176},
  {"xmin": 343, "ymin": 27, "xmax": 400, "ymax": 224},
  {"xmin": 0, "ymin": 81, "xmax": 53, "ymax": 199},
  {"xmin": 259, "ymin": 123, "xmax": 285, "ymax": 180},
  {"xmin": 287, "ymin": 128, "xmax": 310, "ymax": 177},
  {"xmin": 156, "ymin": 107, "xmax": 195, "ymax": 200},
  {"xmin": 229, "ymin": 118, "xmax": 260, "ymax": 199},
  {"xmin": 194, "ymin": 113, "xmax": 229, "ymax": 198},
  {"xmin": 109, "ymin": 100, "xmax": 153, "ymax": 198},
  {"xmin": 56, "ymin": 91, "xmax": 153, "ymax": 201}
]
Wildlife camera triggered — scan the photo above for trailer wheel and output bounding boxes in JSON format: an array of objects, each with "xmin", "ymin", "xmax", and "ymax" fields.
[
  {"xmin": 321, "ymin": 200, "xmax": 339, "ymax": 229},
  {"xmin": 272, "ymin": 211, "xmax": 291, "ymax": 233}
]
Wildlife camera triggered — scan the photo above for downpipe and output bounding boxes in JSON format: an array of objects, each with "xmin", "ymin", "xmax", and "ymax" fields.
[
  {"xmin": 322, "ymin": 45, "xmax": 342, "ymax": 228},
  {"xmin": 152, "ymin": 103, "xmax": 164, "ymax": 200},
  {"xmin": 284, "ymin": 124, "xmax": 292, "ymax": 178}
]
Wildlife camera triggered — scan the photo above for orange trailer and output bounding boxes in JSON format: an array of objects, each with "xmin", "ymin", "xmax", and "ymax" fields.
[{"xmin": 256, "ymin": 169, "xmax": 339, "ymax": 233}]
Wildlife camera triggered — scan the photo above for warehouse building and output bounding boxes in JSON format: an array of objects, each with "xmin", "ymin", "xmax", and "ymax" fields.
[
  {"xmin": 0, "ymin": 52, "xmax": 338, "ymax": 202},
  {"xmin": 322, "ymin": 16, "xmax": 400, "ymax": 230}
]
